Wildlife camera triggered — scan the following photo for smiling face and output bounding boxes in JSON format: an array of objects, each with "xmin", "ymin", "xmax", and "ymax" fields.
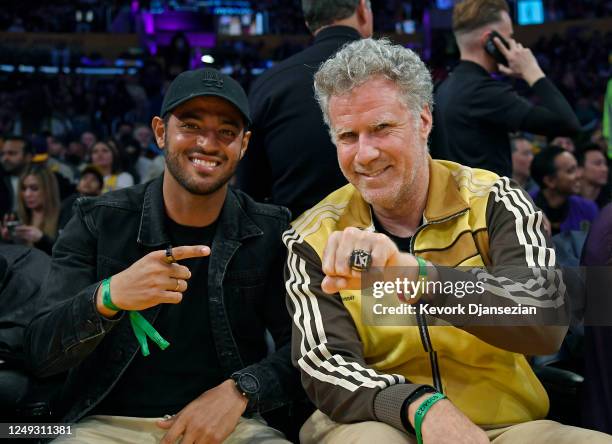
[
  {"xmin": 328, "ymin": 77, "xmax": 432, "ymax": 212},
  {"xmin": 154, "ymin": 95, "xmax": 250, "ymax": 196}
]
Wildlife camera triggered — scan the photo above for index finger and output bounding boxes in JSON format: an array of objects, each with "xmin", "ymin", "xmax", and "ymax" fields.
[
  {"xmin": 153, "ymin": 245, "xmax": 211, "ymax": 263},
  {"xmin": 493, "ymin": 36, "xmax": 511, "ymax": 55}
]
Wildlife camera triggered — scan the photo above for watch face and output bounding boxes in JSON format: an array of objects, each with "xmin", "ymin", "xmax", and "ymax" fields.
[{"xmin": 239, "ymin": 374, "xmax": 260, "ymax": 395}]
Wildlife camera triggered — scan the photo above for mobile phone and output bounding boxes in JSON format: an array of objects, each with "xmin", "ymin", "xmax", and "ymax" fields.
[
  {"xmin": 6, "ymin": 220, "xmax": 21, "ymax": 239},
  {"xmin": 484, "ymin": 30, "xmax": 510, "ymax": 66}
]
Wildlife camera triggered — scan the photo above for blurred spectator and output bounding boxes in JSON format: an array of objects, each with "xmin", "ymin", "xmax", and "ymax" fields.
[
  {"xmin": 46, "ymin": 135, "xmax": 77, "ymax": 184},
  {"xmin": 1, "ymin": 164, "xmax": 60, "ymax": 255},
  {"xmin": 531, "ymin": 146, "xmax": 598, "ymax": 235},
  {"xmin": 0, "ymin": 135, "xmax": 33, "ymax": 214},
  {"xmin": 90, "ymin": 140, "xmax": 134, "ymax": 192},
  {"xmin": 580, "ymin": 203, "xmax": 612, "ymax": 434},
  {"xmin": 65, "ymin": 140, "xmax": 87, "ymax": 171},
  {"xmin": 80, "ymin": 131, "xmax": 97, "ymax": 153},
  {"xmin": 550, "ymin": 136, "xmax": 576, "ymax": 153},
  {"xmin": 430, "ymin": 0, "xmax": 580, "ymax": 177},
  {"xmin": 511, "ymin": 134, "xmax": 538, "ymax": 193},
  {"xmin": 58, "ymin": 165, "xmax": 103, "ymax": 230},
  {"xmin": 577, "ymin": 143, "xmax": 611, "ymax": 209},
  {"xmin": 237, "ymin": 0, "xmax": 373, "ymax": 218}
]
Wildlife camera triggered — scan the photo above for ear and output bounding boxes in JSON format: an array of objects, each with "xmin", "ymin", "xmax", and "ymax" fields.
[
  {"xmin": 151, "ymin": 116, "xmax": 166, "ymax": 150},
  {"xmin": 419, "ymin": 104, "xmax": 433, "ymax": 140},
  {"xmin": 543, "ymin": 175, "xmax": 556, "ymax": 190},
  {"xmin": 240, "ymin": 131, "xmax": 251, "ymax": 160},
  {"xmin": 356, "ymin": 0, "xmax": 373, "ymax": 38}
]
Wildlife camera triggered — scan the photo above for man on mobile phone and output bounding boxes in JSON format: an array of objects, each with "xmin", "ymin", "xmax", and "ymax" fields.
[{"xmin": 430, "ymin": 0, "xmax": 580, "ymax": 177}]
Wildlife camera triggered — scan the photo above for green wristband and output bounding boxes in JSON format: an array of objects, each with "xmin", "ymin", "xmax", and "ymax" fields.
[
  {"xmin": 415, "ymin": 392, "xmax": 446, "ymax": 444},
  {"xmin": 413, "ymin": 256, "xmax": 428, "ymax": 299},
  {"xmin": 102, "ymin": 277, "xmax": 121, "ymax": 311}
]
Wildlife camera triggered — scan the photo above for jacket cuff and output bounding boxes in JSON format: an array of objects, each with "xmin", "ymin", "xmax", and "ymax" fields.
[
  {"xmin": 373, "ymin": 383, "xmax": 425, "ymax": 432},
  {"xmin": 74, "ymin": 282, "xmax": 123, "ymax": 341},
  {"xmin": 234, "ymin": 362, "xmax": 285, "ymax": 415}
]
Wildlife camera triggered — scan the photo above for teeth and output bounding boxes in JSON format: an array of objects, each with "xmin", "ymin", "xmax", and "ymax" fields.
[{"xmin": 192, "ymin": 158, "xmax": 217, "ymax": 167}]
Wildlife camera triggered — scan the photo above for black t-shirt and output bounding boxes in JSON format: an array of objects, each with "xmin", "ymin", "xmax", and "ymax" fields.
[
  {"xmin": 372, "ymin": 215, "xmax": 413, "ymax": 252},
  {"xmin": 534, "ymin": 192, "xmax": 568, "ymax": 236},
  {"xmin": 430, "ymin": 61, "xmax": 532, "ymax": 177},
  {"xmin": 94, "ymin": 216, "xmax": 222, "ymax": 417}
]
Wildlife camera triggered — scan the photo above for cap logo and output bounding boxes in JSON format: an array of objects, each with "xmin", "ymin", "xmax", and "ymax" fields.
[{"xmin": 202, "ymin": 71, "xmax": 224, "ymax": 89}]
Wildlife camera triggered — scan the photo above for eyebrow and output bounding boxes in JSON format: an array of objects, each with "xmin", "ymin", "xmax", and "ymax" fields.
[{"xmin": 176, "ymin": 109, "xmax": 242, "ymax": 129}]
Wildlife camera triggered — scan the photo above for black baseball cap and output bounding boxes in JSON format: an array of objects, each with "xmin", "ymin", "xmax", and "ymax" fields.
[{"xmin": 160, "ymin": 68, "xmax": 251, "ymax": 127}]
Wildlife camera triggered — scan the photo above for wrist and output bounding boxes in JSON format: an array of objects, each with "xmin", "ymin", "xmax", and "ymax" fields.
[
  {"xmin": 226, "ymin": 379, "xmax": 249, "ymax": 410},
  {"xmin": 96, "ymin": 279, "xmax": 120, "ymax": 318},
  {"xmin": 408, "ymin": 392, "xmax": 436, "ymax": 428},
  {"xmin": 525, "ymin": 66, "xmax": 545, "ymax": 86}
]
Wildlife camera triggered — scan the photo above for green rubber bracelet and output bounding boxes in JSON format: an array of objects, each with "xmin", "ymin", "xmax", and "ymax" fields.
[
  {"xmin": 102, "ymin": 278, "xmax": 121, "ymax": 311},
  {"xmin": 415, "ymin": 392, "xmax": 447, "ymax": 444},
  {"xmin": 101, "ymin": 277, "xmax": 170, "ymax": 357},
  {"xmin": 413, "ymin": 256, "xmax": 428, "ymax": 299}
]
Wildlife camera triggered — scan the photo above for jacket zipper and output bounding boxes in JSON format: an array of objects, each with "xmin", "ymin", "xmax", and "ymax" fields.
[{"xmin": 409, "ymin": 209, "xmax": 469, "ymax": 394}]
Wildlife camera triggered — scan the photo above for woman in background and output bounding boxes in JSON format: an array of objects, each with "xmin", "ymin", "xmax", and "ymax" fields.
[
  {"xmin": 1, "ymin": 164, "xmax": 60, "ymax": 255},
  {"xmin": 90, "ymin": 140, "xmax": 134, "ymax": 193}
]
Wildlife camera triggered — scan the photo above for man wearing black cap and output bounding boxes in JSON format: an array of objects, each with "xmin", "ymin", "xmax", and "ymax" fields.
[{"xmin": 25, "ymin": 68, "xmax": 299, "ymax": 443}]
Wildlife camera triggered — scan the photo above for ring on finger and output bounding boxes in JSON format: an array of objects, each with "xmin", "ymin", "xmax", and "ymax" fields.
[
  {"xmin": 174, "ymin": 278, "xmax": 181, "ymax": 292},
  {"xmin": 349, "ymin": 249, "xmax": 372, "ymax": 272},
  {"xmin": 165, "ymin": 246, "xmax": 176, "ymax": 264}
]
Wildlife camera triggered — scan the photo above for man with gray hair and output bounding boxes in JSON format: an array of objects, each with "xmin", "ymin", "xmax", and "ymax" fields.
[
  {"xmin": 236, "ymin": 0, "xmax": 373, "ymax": 219},
  {"xmin": 284, "ymin": 38, "xmax": 611, "ymax": 443}
]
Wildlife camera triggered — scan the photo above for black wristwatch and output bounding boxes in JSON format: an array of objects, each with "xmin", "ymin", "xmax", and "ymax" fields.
[{"xmin": 231, "ymin": 372, "xmax": 260, "ymax": 401}]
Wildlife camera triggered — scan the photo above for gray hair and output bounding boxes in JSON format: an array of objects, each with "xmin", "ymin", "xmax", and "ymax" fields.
[{"xmin": 314, "ymin": 38, "xmax": 433, "ymax": 130}]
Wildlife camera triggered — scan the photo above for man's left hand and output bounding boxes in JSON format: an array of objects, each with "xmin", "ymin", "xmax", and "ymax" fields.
[{"xmin": 157, "ymin": 379, "xmax": 248, "ymax": 444}]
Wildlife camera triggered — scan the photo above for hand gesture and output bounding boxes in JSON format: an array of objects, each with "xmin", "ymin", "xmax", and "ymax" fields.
[
  {"xmin": 493, "ymin": 36, "xmax": 545, "ymax": 86},
  {"xmin": 157, "ymin": 379, "xmax": 248, "ymax": 444},
  {"xmin": 96, "ymin": 245, "xmax": 210, "ymax": 317},
  {"xmin": 321, "ymin": 227, "xmax": 416, "ymax": 294},
  {"xmin": 14, "ymin": 225, "xmax": 44, "ymax": 244}
]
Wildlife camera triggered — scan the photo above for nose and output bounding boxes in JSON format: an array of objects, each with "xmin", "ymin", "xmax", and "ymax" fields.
[{"xmin": 354, "ymin": 133, "xmax": 379, "ymax": 166}]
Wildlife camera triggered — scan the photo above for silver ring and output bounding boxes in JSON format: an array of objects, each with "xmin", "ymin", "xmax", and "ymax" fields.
[{"xmin": 349, "ymin": 249, "xmax": 372, "ymax": 272}]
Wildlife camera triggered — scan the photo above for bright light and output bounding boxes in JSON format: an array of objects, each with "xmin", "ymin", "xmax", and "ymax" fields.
[{"xmin": 201, "ymin": 55, "xmax": 215, "ymax": 64}]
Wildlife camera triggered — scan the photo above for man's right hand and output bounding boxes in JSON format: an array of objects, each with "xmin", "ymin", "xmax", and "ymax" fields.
[
  {"xmin": 95, "ymin": 245, "xmax": 211, "ymax": 318},
  {"xmin": 494, "ymin": 36, "xmax": 545, "ymax": 86},
  {"xmin": 408, "ymin": 393, "xmax": 489, "ymax": 444}
]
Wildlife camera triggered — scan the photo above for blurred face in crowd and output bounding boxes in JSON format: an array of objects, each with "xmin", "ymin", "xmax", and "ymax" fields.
[
  {"xmin": 551, "ymin": 137, "xmax": 575, "ymax": 153},
  {"xmin": 328, "ymin": 77, "xmax": 432, "ymax": 212},
  {"xmin": 581, "ymin": 150, "xmax": 609, "ymax": 187},
  {"xmin": 91, "ymin": 142, "xmax": 114, "ymax": 171},
  {"xmin": 547, "ymin": 151, "xmax": 579, "ymax": 195},
  {"xmin": 22, "ymin": 174, "xmax": 44, "ymax": 211},
  {"xmin": 47, "ymin": 137, "xmax": 65, "ymax": 158},
  {"xmin": 67, "ymin": 141, "xmax": 86, "ymax": 162},
  {"xmin": 1, "ymin": 139, "xmax": 29, "ymax": 175},
  {"xmin": 511, "ymin": 138, "xmax": 534, "ymax": 180},
  {"xmin": 77, "ymin": 172, "xmax": 103, "ymax": 196},
  {"xmin": 134, "ymin": 126, "xmax": 154, "ymax": 148},
  {"xmin": 80, "ymin": 131, "xmax": 97, "ymax": 150},
  {"xmin": 153, "ymin": 96, "xmax": 250, "ymax": 196}
]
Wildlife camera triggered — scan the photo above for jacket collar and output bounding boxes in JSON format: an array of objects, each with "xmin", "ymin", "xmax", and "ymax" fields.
[
  {"xmin": 423, "ymin": 157, "xmax": 469, "ymax": 222},
  {"xmin": 137, "ymin": 175, "xmax": 262, "ymax": 248},
  {"xmin": 313, "ymin": 25, "xmax": 361, "ymax": 44}
]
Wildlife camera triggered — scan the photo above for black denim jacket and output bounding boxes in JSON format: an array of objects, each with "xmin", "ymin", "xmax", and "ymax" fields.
[{"xmin": 24, "ymin": 176, "xmax": 301, "ymax": 423}]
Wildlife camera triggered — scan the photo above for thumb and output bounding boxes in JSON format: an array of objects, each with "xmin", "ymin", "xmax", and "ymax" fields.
[
  {"xmin": 321, "ymin": 276, "xmax": 347, "ymax": 294},
  {"xmin": 156, "ymin": 416, "xmax": 175, "ymax": 429},
  {"xmin": 498, "ymin": 64, "xmax": 512, "ymax": 76}
]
